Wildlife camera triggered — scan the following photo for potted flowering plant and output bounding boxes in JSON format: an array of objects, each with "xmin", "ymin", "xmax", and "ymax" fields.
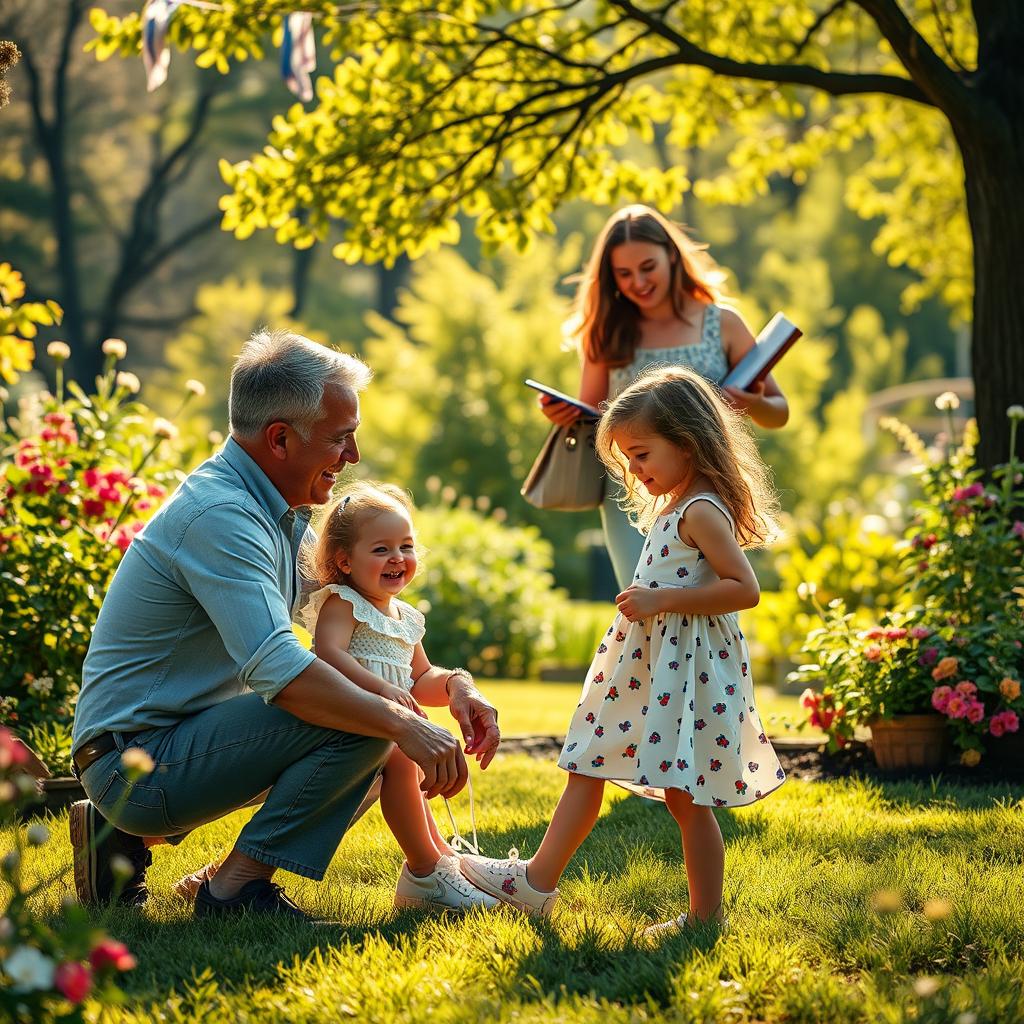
[
  {"xmin": 791, "ymin": 593, "xmax": 946, "ymax": 766},
  {"xmin": 793, "ymin": 399, "xmax": 1024, "ymax": 772}
]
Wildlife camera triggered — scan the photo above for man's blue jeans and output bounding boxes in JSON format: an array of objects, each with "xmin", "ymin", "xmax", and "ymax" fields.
[{"xmin": 79, "ymin": 693, "xmax": 392, "ymax": 880}]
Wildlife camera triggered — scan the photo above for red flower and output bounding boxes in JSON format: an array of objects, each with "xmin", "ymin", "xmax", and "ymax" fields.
[
  {"xmin": 89, "ymin": 938, "xmax": 137, "ymax": 973},
  {"xmin": 54, "ymin": 961, "xmax": 92, "ymax": 1003}
]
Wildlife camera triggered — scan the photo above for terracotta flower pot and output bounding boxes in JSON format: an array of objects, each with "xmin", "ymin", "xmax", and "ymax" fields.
[{"xmin": 869, "ymin": 714, "xmax": 949, "ymax": 771}]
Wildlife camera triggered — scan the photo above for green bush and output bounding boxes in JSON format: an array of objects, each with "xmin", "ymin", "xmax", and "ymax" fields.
[{"xmin": 407, "ymin": 503, "xmax": 565, "ymax": 678}]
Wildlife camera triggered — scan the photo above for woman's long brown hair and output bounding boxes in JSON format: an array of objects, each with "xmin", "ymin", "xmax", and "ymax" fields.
[{"xmin": 566, "ymin": 205, "xmax": 725, "ymax": 367}]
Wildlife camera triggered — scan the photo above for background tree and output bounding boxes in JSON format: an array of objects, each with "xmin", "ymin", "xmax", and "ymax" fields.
[{"xmin": 89, "ymin": 0, "xmax": 1019, "ymax": 469}]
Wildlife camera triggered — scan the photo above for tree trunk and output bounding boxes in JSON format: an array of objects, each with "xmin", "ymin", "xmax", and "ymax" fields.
[{"xmin": 954, "ymin": 2, "xmax": 1024, "ymax": 471}]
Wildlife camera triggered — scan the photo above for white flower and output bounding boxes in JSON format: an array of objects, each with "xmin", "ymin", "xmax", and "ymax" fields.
[
  {"xmin": 26, "ymin": 823, "xmax": 49, "ymax": 846},
  {"xmin": 3, "ymin": 945, "xmax": 56, "ymax": 992},
  {"xmin": 28, "ymin": 675, "xmax": 54, "ymax": 697},
  {"xmin": 101, "ymin": 338, "xmax": 127, "ymax": 359},
  {"xmin": 185, "ymin": 379, "xmax": 206, "ymax": 397},
  {"xmin": 120, "ymin": 747, "xmax": 155, "ymax": 776},
  {"xmin": 152, "ymin": 418, "xmax": 178, "ymax": 441},
  {"xmin": 935, "ymin": 391, "xmax": 960, "ymax": 412},
  {"xmin": 46, "ymin": 341, "xmax": 71, "ymax": 361},
  {"xmin": 913, "ymin": 976, "xmax": 941, "ymax": 999},
  {"xmin": 1008, "ymin": 405, "xmax": 1024, "ymax": 421},
  {"xmin": 797, "ymin": 582, "xmax": 817, "ymax": 600},
  {"xmin": 116, "ymin": 371, "xmax": 141, "ymax": 394}
]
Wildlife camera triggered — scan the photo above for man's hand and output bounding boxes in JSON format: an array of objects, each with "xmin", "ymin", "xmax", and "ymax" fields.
[
  {"xmin": 447, "ymin": 672, "xmax": 501, "ymax": 770},
  {"xmin": 393, "ymin": 712, "xmax": 469, "ymax": 799},
  {"xmin": 615, "ymin": 585, "xmax": 664, "ymax": 623}
]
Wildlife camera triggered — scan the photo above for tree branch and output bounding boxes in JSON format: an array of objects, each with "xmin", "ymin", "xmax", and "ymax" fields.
[
  {"xmin": 853, "ymin": 0, "xmax": 970, "ymax": 116},
  {"xmin": 605, "ymin": 0, "xmax": 933, "ymax": 104}
]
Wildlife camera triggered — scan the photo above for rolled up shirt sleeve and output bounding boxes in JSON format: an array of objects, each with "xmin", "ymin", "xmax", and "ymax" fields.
[{"xmin": 174, "ymin": 501, "xmax": 315, "ymax": 702}]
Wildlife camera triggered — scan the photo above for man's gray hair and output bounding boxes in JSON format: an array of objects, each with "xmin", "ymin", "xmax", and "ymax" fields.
[{"xmin": 229, "ymin": 329, "xmax": 372, "ymax": 440}]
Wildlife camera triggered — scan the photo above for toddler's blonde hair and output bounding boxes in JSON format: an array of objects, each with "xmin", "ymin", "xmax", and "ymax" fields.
[
  {"xmin": 305, "ymin": 481, "xmax": 416, "ymax": 586},
  {"xmin": 596, "ymin": 366, "xmax": 780, "ymax": 545}
]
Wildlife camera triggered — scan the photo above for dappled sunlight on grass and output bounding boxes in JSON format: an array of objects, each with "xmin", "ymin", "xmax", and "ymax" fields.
[{"xmin": 5, "ymin": 755, "xmax": 1023, "ymax": 1021}]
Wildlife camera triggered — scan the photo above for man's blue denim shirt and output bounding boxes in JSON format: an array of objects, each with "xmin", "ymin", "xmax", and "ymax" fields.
[{"xmin": 72, "ymin": 437, "xmax": 316, "ymax": 753}]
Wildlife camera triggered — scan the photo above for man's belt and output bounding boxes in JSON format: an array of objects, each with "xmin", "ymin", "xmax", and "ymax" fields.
[{"xmin": 72, "ymin": 732, "xmax": 140, "ymax": 777}]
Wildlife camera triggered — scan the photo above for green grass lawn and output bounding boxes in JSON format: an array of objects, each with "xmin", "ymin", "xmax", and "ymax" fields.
[
  {"xmin": 426, "ymin": 679, "xmax": 814, "ymax": 739},
  {"xmin": 7, "ymin": 756, "xmax": 1024, "ymax": 1022}
]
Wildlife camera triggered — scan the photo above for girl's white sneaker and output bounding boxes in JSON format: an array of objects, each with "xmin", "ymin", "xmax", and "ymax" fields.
[
  {"xmin": 459, "ymin": 851, "xmax": 559, "ymax": 917},
  {"xmin": 393, "ymin": 854, "xmax": 499, "ymax": 912}
]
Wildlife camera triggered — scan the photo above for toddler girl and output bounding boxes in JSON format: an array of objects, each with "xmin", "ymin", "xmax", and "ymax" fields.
[
  {"xmin": 176, "ymin": 482, "xmax": 497, "ymax": 912},
  {"xmin": 461, "ymin": 366, "xmax": 785, "ymax": 931}
]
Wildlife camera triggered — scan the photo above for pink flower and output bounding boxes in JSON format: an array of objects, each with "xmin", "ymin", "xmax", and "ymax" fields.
[
  {"xmin": 991, "ymin": 710, "xmax": 1021, "ymax": 736},
  {"xmin": 931, "ymin": 686, "xmax": 953, "ymax": 713},
  {"xmin": 965, "ymin": 700, "xmax": 985, "ymax": 724},
  {"xmin": 990, "ymin": 715, "xmax": 1007, "ymax": 738},
  {"xmin": 0, "ymin": 728, "xmax": 30, "ymax": 770},
  {"xmin": 54, "ymin": 961, "xmax": 92, "ymax": 1003},
  {"xmin": 89, "ymin": 939, "xmax": 136, "ymax": 973},
  {"xmin": 1013, "ymin": 521, "xmax": 1024, "ymax": 539},
  {"xmin": 910, "ymin": 627, "xmax": 932, "ymax": 640},
  {"xmin": 864, "ymin": 645, "xmax": 883, "ymax": 662},
  {"xmin": 82, "ymin": 467, "xmax": 101, "ymax": 489},
  {"xmin": 919, "ymin": 647, "xmax": 939, "ymax": 667},
  {"xmin": 952, "ymin": 483, "xmax": 984, "ymax": 501},
  {"xmin": 954, "ymin": 680, "xmax": 977, "ymax": 697},
  {"xmin": 885, "ymin": 628, "xmax": 908, "ymax": 641},
  {"xmin": 945, "ymin": 694, "xmax": 968, "ymax": 719}
]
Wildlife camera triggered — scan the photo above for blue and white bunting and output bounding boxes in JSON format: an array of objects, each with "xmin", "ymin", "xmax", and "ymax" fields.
[{"xmin": 281, "ymin": 12, "xmax": 316, "ymax": 103}]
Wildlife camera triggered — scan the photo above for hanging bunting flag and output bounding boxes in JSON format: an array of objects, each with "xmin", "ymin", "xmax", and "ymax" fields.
[
  {"xmin": 142, "ymin": 0, "xmax": 181, "ymax": 92},
  {"xmin": 281, "ymin": 12, "xmax": 316, "ymax": 103}
]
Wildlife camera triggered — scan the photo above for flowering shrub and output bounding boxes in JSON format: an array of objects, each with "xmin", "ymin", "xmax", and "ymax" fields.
[
  {"xmin": 1, "ymin": 309, "xmax": 197, "ymax": 766},
  {"xmin": 1, "ymin": 728, "xmax": 137, "ymax": 1020},
  {"xmin": 794, "ymin": 402, "xmax": 1024, "ymax": 765}
]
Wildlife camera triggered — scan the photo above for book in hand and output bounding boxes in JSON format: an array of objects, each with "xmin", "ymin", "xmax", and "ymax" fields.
[
  {"xmin": 719, "ymin": 312, "xmax": 801, "ymax": 392},
  {"xmin": 524, "ymin": 379, "xmax": 602, "ymax": 420}
]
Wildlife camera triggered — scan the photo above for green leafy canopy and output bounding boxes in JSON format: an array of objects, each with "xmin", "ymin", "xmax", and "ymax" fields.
[{"xmin": 88, "ymin": 1, "xmax": 976, "ymax": 315}]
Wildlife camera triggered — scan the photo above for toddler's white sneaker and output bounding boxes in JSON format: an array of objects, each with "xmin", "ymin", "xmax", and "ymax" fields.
[
  {"xmin": 459, "ymin": 851, "xmax": 558, "ymax": 917},
  {"xmin": 393, "ymin": 854, "xmax": 498, "ymax": 912}
]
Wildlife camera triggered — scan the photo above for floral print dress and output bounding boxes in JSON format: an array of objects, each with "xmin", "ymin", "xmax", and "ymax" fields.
[{"xmin": 557, "ymin": 493, "xmax": 785, "ymax": 807}]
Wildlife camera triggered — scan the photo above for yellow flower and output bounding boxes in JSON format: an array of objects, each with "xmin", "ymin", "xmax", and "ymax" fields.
[
  {"xmin": 960, "ymin": 748, "xmax": 981, "ymax": 767},
  {"xmin": 0, "ymin": 336, "xmax": 34, "ymax": 385},
  {"xmin": 999, "ymin": 677, "xmax": 1021, "ymax": 701}
]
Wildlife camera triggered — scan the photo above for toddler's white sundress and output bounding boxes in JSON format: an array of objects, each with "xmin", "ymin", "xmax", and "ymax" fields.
[
  {"xmin": 300, "ymin": 584, "xmax": 426, "ymax": 689},
  {"xmin": 557, "ymin": 493, "xmax": 785, "ymax": 806}
]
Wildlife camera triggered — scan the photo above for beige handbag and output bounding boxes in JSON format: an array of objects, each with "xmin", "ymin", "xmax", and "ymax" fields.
[{"xmin": 521, "ymin": 420, "xmax": 605, "ymax": 511}]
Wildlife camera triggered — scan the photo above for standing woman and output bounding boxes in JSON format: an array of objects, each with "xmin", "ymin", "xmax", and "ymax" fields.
[{"xmin": 541, "ymin": 205, "xmax": 790, "ymax": 588}]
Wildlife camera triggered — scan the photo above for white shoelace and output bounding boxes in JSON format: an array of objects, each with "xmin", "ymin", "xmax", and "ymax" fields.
[{"xmin": 442, "ymin": 770, "xmax": 481, "ymax": 856}]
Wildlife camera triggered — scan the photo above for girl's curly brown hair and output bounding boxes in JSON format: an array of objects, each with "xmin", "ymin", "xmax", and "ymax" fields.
[{"xmin": 596, "ymin": 365, "xmax": 780, "ymax": 546}]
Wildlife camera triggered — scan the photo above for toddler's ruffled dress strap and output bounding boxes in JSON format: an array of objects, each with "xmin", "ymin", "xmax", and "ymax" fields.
[
  {"xmin": 677, "ymin": 492, "xmax": 736, "ymax": 536},
  {"xmin": 299, "ymin": 584, "xmax": 426, "ymax": 644}
]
